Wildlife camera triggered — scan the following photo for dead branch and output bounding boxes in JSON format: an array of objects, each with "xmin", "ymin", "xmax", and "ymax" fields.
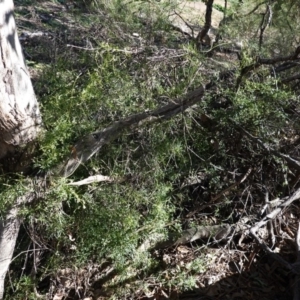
[
  {"xmin": 274, "ymin": 61, "xmax": 300, "ymax": 74},
  {"xmin": 68, "ymin": 175, "xmax": 113, "ymax": 186},
  {"xmin": 0, "ymin": 188, "xmax": 38, "ymax": 299},
  {"xmin": 258, "ymin": 4, "xmax": 273, "ymax": 49},
  {"xmin": 250, "ymin": 228, "xmax": 293, "ymax": 270},
  {"xmin": 153, "ymin": 224, "xmax": 232, "ymax": 249},
  {"xmin": 175, "ymin": 224, "xmax": 231, "ymax": 245},
  {"xmin": 237, "ymin": 125, "xmax": 300, "ymax": 171},
  {"xmin": 250, "ymin": 208, "xmax": 300, "ymax": 300},
  {"xmin": 170, "ymin": 11, "xmax": 195, "ymax": 38},
  {"xmin": 281, "ymin": 72, "xmax": 300, "ymax": 84},
  {"xmin": 186, "ymin": 167, "xmax": 253, "ymax": 218},
  {"xmin": 244, "ymin": 1, "xmax": 268, "ymax": 16},
  {"xmin": 236, "ymin": 45, "xmax": 300, "ymax": 87},
  {"xmin": 251, "ymin": 187, "xmax": 300, "ymax": 236},
  {"xmin": 57, "ymin": 82, "xmax": 212, "ymax": 178},
  {"xmin": 249, "ymin": 193, "xmax": 300, "ymax": 289},
  {"xmin": 264, "ymin": 190, "xmax": 276, "ymax": 247}
]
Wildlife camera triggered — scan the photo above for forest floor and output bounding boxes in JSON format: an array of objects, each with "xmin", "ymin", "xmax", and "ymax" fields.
[{"xmin": 11, "ymin": 1, "xmax": 297, "ymax": 299}]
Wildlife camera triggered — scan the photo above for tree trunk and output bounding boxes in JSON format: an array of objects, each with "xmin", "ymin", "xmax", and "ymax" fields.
[
  {"xmin": 0, "ymin": 0, "xmax": 42, "ymax": 298},
  {"xmin": 196, "ymin": 0, "xmax": 214, "ymax": 47},
  {"xmin": 0, "ymin": 0, "xmax": 42, "ymax": 160},
  {"xmin": 0, "ymin": 208, "xmax": 21, "ymax": 300}
]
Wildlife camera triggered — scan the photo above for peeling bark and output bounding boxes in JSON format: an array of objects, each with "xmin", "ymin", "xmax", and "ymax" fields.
[
  {"xmin": 0, "ymin": 0, "xmax": 42, "ymax": 298},
  {"xmin": 0, "ymin": 0, "xmax": 42, "ymax": 160}
]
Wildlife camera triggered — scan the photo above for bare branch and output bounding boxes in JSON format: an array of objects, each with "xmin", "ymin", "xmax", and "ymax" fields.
[
  {"xmin": 281, "ymin": 72, "xmax": 300, "ymax": 84},
  {"xmin": 186, "ymin": 167, "xmax": 252, "ymax": 218},
  {"xmin": 251, "ymin": 187, "xmax": 300, "ymax": 235},
  {"xmin": 244, "ymin": 1, "xmax": 268, "ymax": 16},
  {"xmin": 58, "ymin": 82, "xmax": 211, "ymax": 177},
  {"xmin": 236, "ymin": 45, "xmax": 300, "ymax": 87},
  {"xmin": 237, "ymin": 125, "xmax": 300, "ymax": 171},
  {"xmin": 259, "ymin": 4, "xmax": 273, "ymax": 49},
  {"xmin": 170, "ymin": 11, "xmax": 194, "ymax": 38},
  {"xmin": 274, "ymin": 61, "xmax": 300, "ymax": 74},
  {"xmin": 68, "ymin": 175, "xmax": 113, "ymax": 186}
]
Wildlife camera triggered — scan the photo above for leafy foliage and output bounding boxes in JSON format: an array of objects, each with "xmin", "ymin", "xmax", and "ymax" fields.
[{"xmin": 4, "ymin": 0, "xmax": 300, "ymax": 298}]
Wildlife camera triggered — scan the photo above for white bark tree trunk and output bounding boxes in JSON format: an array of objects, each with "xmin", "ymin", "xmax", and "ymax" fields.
[
  {"xmin": 0, "ymin": 0, "xmax": 42, "ymax": 158},
  {"xmin": 0, "ymin": 0, "xmax": 42, "ymax": 298},
  {"xmin": 0, "ymin": 208, "xmax": 21, "ymax": 300}
]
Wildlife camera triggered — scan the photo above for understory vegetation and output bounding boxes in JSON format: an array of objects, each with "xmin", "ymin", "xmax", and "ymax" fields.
[{"xmin": 3, "ymin": 0, "xmax": 300, "ymax": 299}]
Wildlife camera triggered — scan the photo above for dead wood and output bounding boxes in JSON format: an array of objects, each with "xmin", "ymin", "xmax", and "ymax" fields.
[
  {"xmin": 152, "ymin": 217, "xmax": 253, "ymax": 250},
  {"xmin": 249, "ymin": 187, "xmax": 300, "ymax": 298},
  {"xmin": 236, "ymin": 125, "xmax": 300, "ymax": 171},
  {"xmin": 57, "ymin": 82, "xmax": 213, "ymax": 178},
  {"xmin": 152, "ymin": 223, "xmax": 232, "ymax": 249},
  {"xmin": 258, "ymin": 4, "xmax": 272, "ymax": 49},
  {"xmin": 251, "ymin": 187, "xmax": 300, "ymax": 234},
  {"xmin": 186, "ymin": 167, "xmax": 252, "ymax": 218},
  {"xmin": 236, "ymin": 45, "xmax": 300, "ymax": 87}
]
